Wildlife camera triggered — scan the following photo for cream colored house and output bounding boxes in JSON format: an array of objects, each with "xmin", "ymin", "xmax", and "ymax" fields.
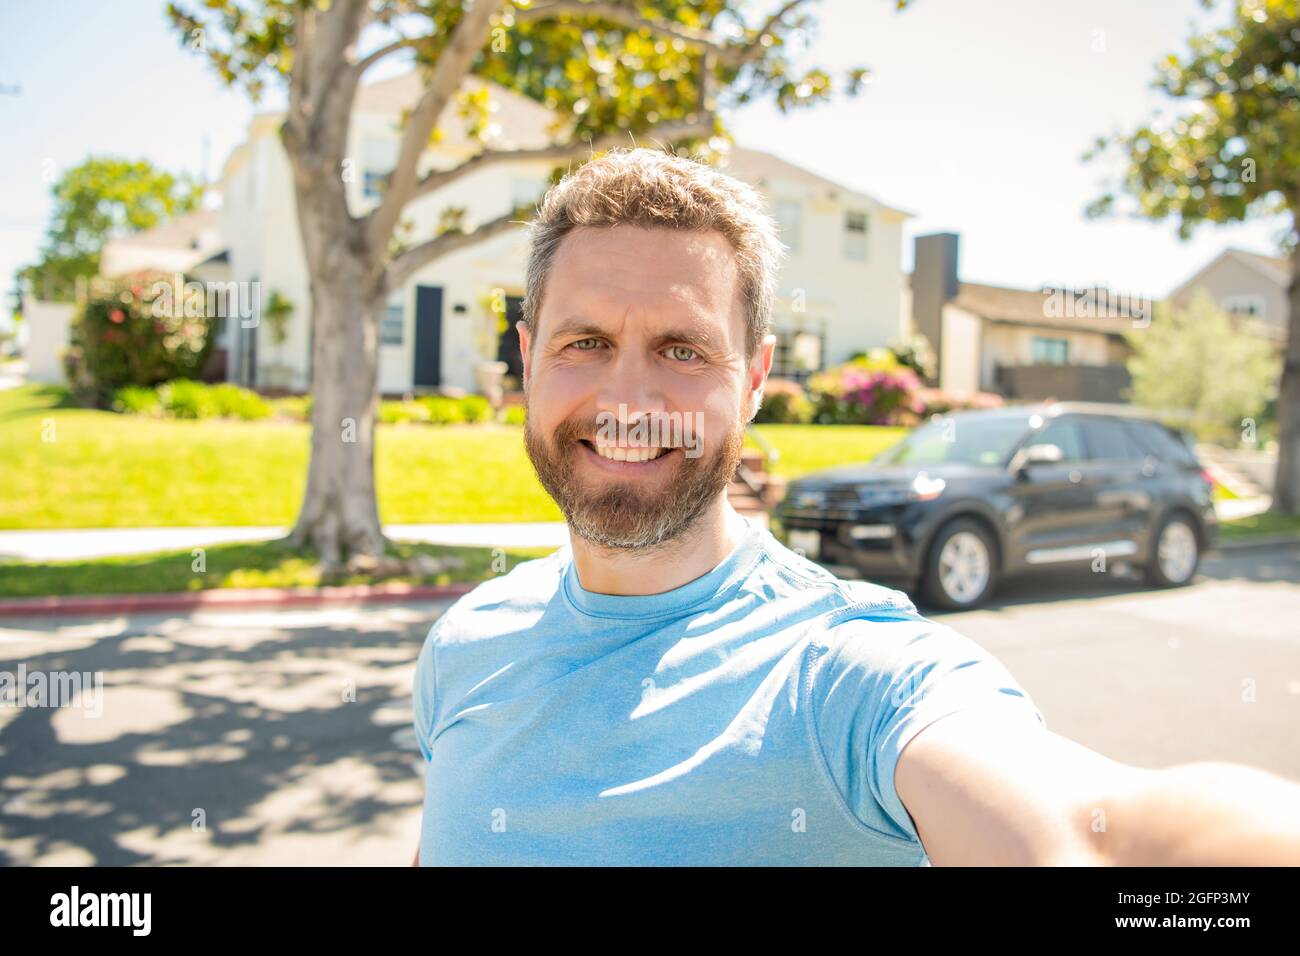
[
  {"xmin": 214, "ymin": 71, "xmax": 912, "ymax": 394},
  {"xmin": 1168, "ymin": 247, "xmax": 1290, "ymax": 346}
]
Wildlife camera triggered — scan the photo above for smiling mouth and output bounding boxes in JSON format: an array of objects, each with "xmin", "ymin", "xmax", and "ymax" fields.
[{"xmin": 579, "ymin": 439, "xmax": 672, "ymax": 463}]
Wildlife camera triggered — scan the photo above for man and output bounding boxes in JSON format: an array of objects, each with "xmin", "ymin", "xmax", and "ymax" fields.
[{"xmin": 411, "ymin": 147, "xmax": 1300, "ymax": 866}]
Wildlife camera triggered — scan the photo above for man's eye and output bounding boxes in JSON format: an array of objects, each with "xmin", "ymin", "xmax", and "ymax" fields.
[
  {"xmin": 571, "ymin": 338, "xmax": 601, "ymax": 350},
  {"xmin": 667, "ymin": 345, "xmax": 698, "ymax": 362}
]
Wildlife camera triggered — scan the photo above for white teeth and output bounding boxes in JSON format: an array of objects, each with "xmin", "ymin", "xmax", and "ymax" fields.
[{"xmin": 593, "ymin": 444, "xmax": 666, "ymax": 462}]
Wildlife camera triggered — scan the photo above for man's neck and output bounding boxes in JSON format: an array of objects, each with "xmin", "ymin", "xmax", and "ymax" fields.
[{"xmin": 568, "ymin": 497, "xmax": 751, "ymax": 597}]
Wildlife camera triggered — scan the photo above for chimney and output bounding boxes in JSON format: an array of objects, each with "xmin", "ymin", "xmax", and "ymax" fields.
[{"xmin": 911, "ymin": 233, "xmax": 960, "ymax": 385}]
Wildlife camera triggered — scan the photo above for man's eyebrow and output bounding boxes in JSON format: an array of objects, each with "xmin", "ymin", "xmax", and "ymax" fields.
[
  {"xmin": 546, "ymin": 317, "xmax": 606, "ymax": 340},
  {"xmin": 546, "ymin": 316, "xmax": 732, "ymax": 353}
]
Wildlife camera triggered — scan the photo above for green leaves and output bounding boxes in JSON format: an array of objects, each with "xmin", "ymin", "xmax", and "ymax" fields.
[
  {"xmin": 1086, "ymin": 0, "xmax": 1300, "ymax": 236},
  {"xmin": 20, "ymin": 157, "xmax": 204, "ymax": 302}
]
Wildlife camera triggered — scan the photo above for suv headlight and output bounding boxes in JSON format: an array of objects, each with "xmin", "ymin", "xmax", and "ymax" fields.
[
  {"xmin": 910, "ymin": 472, "xmax": 946, "ymax": 501},
  {"xmin": 856, "ymin": 474, "xmax": 946, "ymax": 506}
]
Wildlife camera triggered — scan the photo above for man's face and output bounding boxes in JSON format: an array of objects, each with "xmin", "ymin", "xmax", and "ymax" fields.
[{"xmin": 519, "ymin": 223, "xmax": 773, "ymax": 551}]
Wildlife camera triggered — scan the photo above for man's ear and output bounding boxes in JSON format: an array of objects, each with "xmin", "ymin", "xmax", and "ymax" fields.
[
  {"xmin": 517, "ymin": 320, "xmax": 531, "ymax": 393},
  {"xmin": 746, "ymin": 333, "xmax": 777, "ymax": 422}
]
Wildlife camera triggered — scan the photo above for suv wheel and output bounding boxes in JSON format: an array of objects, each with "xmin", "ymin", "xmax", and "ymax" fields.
[
  {"xmin": 921, "ymin": 518, "xmax": 998, "ymax": 610},
  {"xmin": 1145, "ymin": 513, "xmax": 1200, "ymax": 588}
]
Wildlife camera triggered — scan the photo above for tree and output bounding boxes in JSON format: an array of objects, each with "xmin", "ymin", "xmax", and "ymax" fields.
[
  {"xmin": 19, "ymin": 156, "xmax": 203, "ymax": 301},
  {"xmin": 168, "ymin": 0, "xmax": 900, "ymax": 568},
  {"xmin": 1084, "ymin": 0, "xmax": 1300, "ymax": 511},
  {"xmin": 1126, "ymin": 292, "xmax": 1279, "ymax": 445}
]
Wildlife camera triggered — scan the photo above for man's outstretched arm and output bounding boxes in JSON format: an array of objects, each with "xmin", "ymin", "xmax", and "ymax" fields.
[{"xmin": 894, "ymin": 706, "xmax": 1300, "ymax": 866}]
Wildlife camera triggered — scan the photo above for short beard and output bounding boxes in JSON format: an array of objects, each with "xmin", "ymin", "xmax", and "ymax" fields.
[{"xmin": 524, "ymin": 410, "xmax": 744, "ymax": 552}]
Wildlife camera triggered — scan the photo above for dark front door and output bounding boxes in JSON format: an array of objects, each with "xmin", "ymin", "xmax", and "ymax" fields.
[
  {"xmin": 498, "ymin": 295, "xmax": 524, "ymax": 383},
  {"xmin": 413, "ymin": 285, "xmax": 443, "ymax": 388}
]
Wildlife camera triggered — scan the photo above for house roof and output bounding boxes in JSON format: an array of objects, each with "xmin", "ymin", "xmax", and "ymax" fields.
[
  {"xmin": 110, "ymin": 208, "xmax": 221, "ymax": 251},
  {"xmin": 718, "ymin": 147, "xmax": 912, "ymax": 218},
  {"xmin": 950, "ymin": 281, "xmax": 1139, "ymax": 334},
  {"xmin": 1168, "ymin": 246, "xmax": 1292, "ymax": 300}
]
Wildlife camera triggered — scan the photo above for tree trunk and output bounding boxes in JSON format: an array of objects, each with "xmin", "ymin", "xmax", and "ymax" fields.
[
  {"xmin": 287, "ymin": 269, "xmax": 387, "ymax": 567},
  {"xmin": 1272, "ymin": 237, "xmax": 1300, "ymax": 514}
]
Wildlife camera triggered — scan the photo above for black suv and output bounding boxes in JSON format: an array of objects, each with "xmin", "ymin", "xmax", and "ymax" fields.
[{"xmin": 772, "ymin": 403, "xmax": 1217, "ymax": 610}]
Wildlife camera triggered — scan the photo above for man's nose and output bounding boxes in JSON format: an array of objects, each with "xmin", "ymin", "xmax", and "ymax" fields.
[{"xmin": 594, "ymin": 348, "xmax": 668, "ymax": 424}]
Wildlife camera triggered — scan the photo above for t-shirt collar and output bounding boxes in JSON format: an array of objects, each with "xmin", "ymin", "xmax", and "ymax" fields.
[{"xmin": 560, "ymin": 515, "xmax": 769, "ymax": 621}]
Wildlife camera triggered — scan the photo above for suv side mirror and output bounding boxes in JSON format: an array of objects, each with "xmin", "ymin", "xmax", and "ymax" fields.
[{"xmin": 1012, "ymin": 442, "xmax": 1064, "ymax": 476}]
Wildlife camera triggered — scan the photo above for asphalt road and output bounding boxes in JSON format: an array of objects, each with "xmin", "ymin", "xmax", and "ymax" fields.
[{"xmin": 1, "ymin": 541, "xmax": 1296, "ymax": 866}]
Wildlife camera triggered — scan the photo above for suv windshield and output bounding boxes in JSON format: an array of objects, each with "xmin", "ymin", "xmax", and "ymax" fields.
[{"xmin": 874, "ymin": 412, "xmax": 1034, "ymax": 466}]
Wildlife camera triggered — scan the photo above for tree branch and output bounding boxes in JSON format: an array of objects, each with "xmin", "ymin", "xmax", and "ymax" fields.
[
  {"xmin": 387, "ymin": 210, "xmax": 525, "ymax": 289},
  {"xmin": 365, "ymin": 0, "xmax": 504, "ymax": 251},
  {"xmin": 353, "ymin": 35, "xmax": 422, "ymax": 78}
]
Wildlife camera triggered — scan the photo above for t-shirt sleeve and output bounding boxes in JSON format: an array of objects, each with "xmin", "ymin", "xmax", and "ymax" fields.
[
  {"xmin": 412, "ymin": 618, "xmax": 441, "ymax": 764},
  {"xmin": 811, "ymin": 604, "xmax": 1046, "ymax": 844}
]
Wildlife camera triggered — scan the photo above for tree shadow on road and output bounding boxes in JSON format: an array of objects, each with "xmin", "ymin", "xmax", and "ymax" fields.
[{"xmin": 0, "ymin": 601, "xmax": 448, "ymax": 865}]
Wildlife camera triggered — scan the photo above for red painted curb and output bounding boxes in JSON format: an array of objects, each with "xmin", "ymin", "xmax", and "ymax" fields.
[{"xmin": 0, "ymin": 582, "xmax": 477, "ymax": 619}]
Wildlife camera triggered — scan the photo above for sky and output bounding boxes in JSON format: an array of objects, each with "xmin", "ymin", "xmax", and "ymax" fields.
[{"xmin": 0, "ymin": 0, "xmax": 1291, "ymax": 331}]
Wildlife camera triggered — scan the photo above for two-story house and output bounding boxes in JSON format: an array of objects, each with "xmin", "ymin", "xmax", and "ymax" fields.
[
  {"xmin": 214, "ymin": 70, "xmax": 912, "ymax": 395},
  {"xmin": 1167, "ymin": 247, "xmax": 1290, "ymax": 348}
]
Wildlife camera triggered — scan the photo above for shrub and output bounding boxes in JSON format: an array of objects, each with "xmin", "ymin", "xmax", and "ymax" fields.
[
  {"xmin": 754, "ymin": 378, "xmax": 814, "ymax": 424},
  {"xmin": 209, "ymin": 383, "xmax": 271, "ymax": 420},
  {"xmin": 157, "ymin": 379, "xmax": 218, "ymax": 419},
  {"xmin": 114, "ymin": 380, "xmax": 271, "ymax": 420},
  {"xmin": 69, "ymin": 272, "xmax": 214, "ymax": 406},
  {"xmin": 459, "ymin": 394, "xmax": 492, "ymax": 423},
  {"xmin": 112, "ymin": 385, "xmax": 162, "ymax": 416},
  {"xmin": 807, "ymin": 354, "xmax": 925, "ymax": 425},
  {"xmin": 502, "ymin": 404, "xmax": 527, "ymax": 426},
  {"xmin": 380, "ymin": 400, "xmax": 431, "ymax": 424},
  {"xmin": 422, "ymin": 395, "xmax": 467, "ymax": 424}
]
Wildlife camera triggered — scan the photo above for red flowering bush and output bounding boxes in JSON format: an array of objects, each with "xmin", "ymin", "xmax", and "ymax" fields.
[{"xmin": 64, "ymin": 272, "xmax": 214, "ymax": 406}]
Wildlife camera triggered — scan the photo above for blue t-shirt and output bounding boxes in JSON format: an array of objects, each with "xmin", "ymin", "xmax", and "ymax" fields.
[{"xmin": 413, "ymin": 516, "xmax": 1046, "ymax": 865}]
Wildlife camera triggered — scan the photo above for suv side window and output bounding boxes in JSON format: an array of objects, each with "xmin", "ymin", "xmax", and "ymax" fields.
[
  {"xmin": 1080, "ymin": 418, "xmax": 1144, "ymax": 462},
  {"xmin": 1034, "ymin": 417, "xmax": 1087, "ymax": 461},
  {"xmin": 1124, "ymin": 420, "xmax": 1194, "ymax": 465}
]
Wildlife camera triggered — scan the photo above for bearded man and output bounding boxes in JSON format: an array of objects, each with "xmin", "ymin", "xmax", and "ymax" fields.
[{"xmin": 411, "ymin": 147, "xmax": 1300, "ymax": 867}]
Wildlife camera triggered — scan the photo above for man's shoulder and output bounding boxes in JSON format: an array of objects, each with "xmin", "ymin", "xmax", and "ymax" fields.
[
  {"xmin": 754, "ymin": 526, "xmax": 918, "ymax": 621},
  {"xmin": 425, "ymin": 546, "xmax": 569, "ymax": 645}
]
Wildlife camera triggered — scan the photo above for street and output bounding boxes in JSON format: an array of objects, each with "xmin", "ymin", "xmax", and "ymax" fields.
[{"xmin": 1, "ymin": 542, "xmax": 1297, "ymax": 866}]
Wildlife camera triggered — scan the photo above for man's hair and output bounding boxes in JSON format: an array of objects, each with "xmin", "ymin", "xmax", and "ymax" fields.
[{"xmin": 522, "ymin": 147, "xmax": 786, "ymax": 358}]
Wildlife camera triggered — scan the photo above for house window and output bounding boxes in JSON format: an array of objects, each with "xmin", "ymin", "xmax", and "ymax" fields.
[
  {"xmin": 381, "ymin": 291, "xmax": 405, "ymax": 346},
  {"xmin": 843, "ymin": 211, "xmax": 868, "ymax": 260},
  {"xmin": 1222, "ymin": 294, "xmax": 1265, "ymax": 320},
  {"xmin": 772, "ymin": 329, "xmax": 822, "ymax": 381},
  {"xmin": 1031, "ymin": 336, "xmax": 1070, "ymax": 364},
  {"xmin": 773, "ymin": 200, "xmax": 802, "ymax": 254},
  {"xmin": 362, "ymin": 137, "xmax": 400, "ymax": 201}
]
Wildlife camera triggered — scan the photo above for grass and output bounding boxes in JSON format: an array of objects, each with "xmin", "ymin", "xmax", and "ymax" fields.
[
  {"xmin": 0, "ymin": 538, "xmax": 556, "ymax": 599},
  {"xmin": 0, "ymin": 385, "xmax": 901, "ymax": 530},
  {"xmin": 1219, "ymin": 511, "xmax": 1300, "ymax": 540}
]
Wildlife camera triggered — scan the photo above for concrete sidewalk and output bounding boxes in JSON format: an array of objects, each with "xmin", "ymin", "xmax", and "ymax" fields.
[{"xmin": 0, "ymin": 522, "xmax": 571, "ymax": 562}]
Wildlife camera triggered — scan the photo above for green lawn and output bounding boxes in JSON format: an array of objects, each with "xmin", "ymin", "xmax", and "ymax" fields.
[
  {"xmin": 1219, "ymin": 511, "xmax": 1300, "ymax": 539},
  {"xmin": 0, "ymin": 538, "xmax": 555, "ymax": 599},
  {"xmin": 0, "ymin": 385, "xmax": 902, "ymax": 529}
]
